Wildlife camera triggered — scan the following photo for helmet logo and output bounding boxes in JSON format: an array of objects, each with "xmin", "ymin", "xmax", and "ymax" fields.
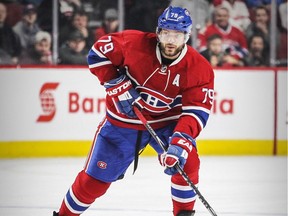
[{"xmin": 168, "ymin": 13, "xmax": 184, "ymax": 22}]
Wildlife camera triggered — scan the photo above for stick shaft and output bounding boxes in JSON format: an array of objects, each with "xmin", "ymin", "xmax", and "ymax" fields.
[{"xmin": 133, "ymin": 107, "xmax": 218, "ymax": 216}]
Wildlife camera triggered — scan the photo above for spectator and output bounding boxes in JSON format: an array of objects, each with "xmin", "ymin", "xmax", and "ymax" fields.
[
  {"xmin": 18, "ymin": 30, "xmax": 52, "ymax": 65},
  {"xmin": 278, "ymin": 0, "xmax": 287, "ymax": 60},
  {"xmin": 58, "ymin": 0, "xmax": 83, "ymax": 27},
  {"xmin": 125, "ymin": 0, "xmax": 169, "ymax": 32},
  {"xmin": 245, "ymin": 0, "xmax": 284, "ymax": 21},
  {"xmin": 170, "ymin": 0, "xmax": 213, "ymax": 29},
  {"xmin": 245, "ymin": 5, "xmax": 280, "ymax": 54},
  {"xmin": 59, "ymin": 0, "xmax": 82, "ymax": 17},
  {"xmin": 200, "ymin": 34, "xmax": 244, "ymax": 67},
  {"xmin": 94, "ymin": 8, "xmax": 119, "ymax": 41},
  {"xmin": 200, "ymin": 34, "xmax": 225, "ymax": 66},
  {"xmin": 13, "ymin": 3, "xmax": 41, "ymax": 49},
  {"xmin": 59, "ymin": 30, "xmax": 88, "ymax": 65},
  {"xmin": 59, "ymin": 10, "xmax": 94, "ymax": 50},
  {"xmin": 0, "ymin": 2, "xmax": 21, "ymax": 64},
  {"xmin": 244, "ymin": 34, "xmax": 269, "ymax": 66},
  {"xmin": 212, "ymin": 0, "xmax": 223, "ymax": 6},
  {"xmin": 0, "ymin": 49, "xmax": 13, "ymax": 64},
  {"xmin": 36, "ymin": 0, "xmax": 52, "ymax": 33},
  {"xmin": 198, "ymin": 5, "xmax": 248, "ymax": 60},
  {"xmin": 221, "ymin": 0, "xmax": 251, "ymax": 31},
  {"xmin": 245, "ymin": 5, "xmax": 270, "ymax": 42},
  {"xmin": 3, "ymin": 1, "xmax": 24, "ymax": 27}
]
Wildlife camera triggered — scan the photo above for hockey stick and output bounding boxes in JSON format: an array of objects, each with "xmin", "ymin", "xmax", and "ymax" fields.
[{"xmin": 133, "ymin": 106, "xmax": 218, "ymax": 216}]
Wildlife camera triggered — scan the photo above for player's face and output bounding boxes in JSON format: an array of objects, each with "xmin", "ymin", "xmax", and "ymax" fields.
[{"xmin": 158, "ymin": 29, "xmax": 186, "ymax": 59}]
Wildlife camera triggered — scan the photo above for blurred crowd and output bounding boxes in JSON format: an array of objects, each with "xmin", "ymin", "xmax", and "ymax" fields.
[{"xmin": 0, "ymin": 0, "xmax": 287, "ymax": 67}]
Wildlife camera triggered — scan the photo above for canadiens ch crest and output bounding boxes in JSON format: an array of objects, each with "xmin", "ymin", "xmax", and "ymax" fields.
[
  {"xmin": 136, "ymin": 86, "xmax": 181, "ymax": 113},
  {"xmin": 97, "ymin": 161, "xmax": 107, "ymax": 169}
]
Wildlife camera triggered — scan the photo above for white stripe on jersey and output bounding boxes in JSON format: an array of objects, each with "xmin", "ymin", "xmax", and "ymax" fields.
[
  {"xmin": 64, "ymin": 187, "xmax": 91, "ymax": 215},
  {"xmin": 171, "ymin": 182, "xmax": 198, "ymax": 203},
  {"xmin": 171, "ymin": 182, "xmax": 198, "ymax": 191},
  {"xmin": 88, "ymin": 46, "xmax": 112, "ymax": 68},
  {"xmin": 64, "ymin": 196, "xmax": 83, "ymax": 214},
  {"xmin": 171, "ymin": 194, "xmax": 197, "ymax": 203},
  {"xmin": 69, "ymin": 187, "xmax": 90, "ymax": 207},
  {"xmin": 92, "ymin": 46, "xmax": 106, "ymax": 58},
  {"xmin": 89, "ymin": 61, "xmax": 112, "ymax": 69}
]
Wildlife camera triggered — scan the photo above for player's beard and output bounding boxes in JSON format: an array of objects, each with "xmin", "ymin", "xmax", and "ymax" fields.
[{"xmin": 159, "ymin": 43, "xmax": 184, "ymax": 59}]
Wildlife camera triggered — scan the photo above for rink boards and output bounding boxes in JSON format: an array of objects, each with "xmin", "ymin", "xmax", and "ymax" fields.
[{"xmin": 0, "ymin": 67, "xmax": 287, "ymax": 157}]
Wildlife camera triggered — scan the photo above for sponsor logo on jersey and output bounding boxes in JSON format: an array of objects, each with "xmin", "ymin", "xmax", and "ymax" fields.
[{"xmin": 37, "ymin": 82, "xmax": 59, "ymax": 122}]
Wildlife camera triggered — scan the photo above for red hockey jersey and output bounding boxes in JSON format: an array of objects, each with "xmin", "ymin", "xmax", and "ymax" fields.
[
  {"xmin": 88, "ymin": 30, "xmax": 214, "ymax": 139},
  {"xmin": 198, "ymin": 24, "xmax": 248, "ymax": 58}
]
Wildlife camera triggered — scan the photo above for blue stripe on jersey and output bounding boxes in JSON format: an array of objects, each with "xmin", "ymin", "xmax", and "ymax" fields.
[
  {"xmin": 183, "ymin": 108, "xmax": 209, "ymax": 127},
  {"xmin": 65, "ymin": 189, "xmax": 89, "ymax": 212},
  {"xmin": 171, "ymin": 186, "xmax": 196, "ymax": 199},
  {"xmin": 169, "ymin": 95, "xmax": 182, "ymax": 108},
  {"xmin": 87, "ymin": 49, "xmax": 110, "ymax": 67}
]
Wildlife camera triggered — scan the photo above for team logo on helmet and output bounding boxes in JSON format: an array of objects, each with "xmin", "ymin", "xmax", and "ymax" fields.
[{"xmin": 158, "ymin": 6, "xmax": 192, "ymax": 34}]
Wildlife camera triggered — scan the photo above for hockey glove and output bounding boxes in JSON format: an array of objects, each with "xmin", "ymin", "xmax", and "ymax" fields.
[
  {"xmin": 160, "ymin": 132, "xmax": 195, "ymax": 175},
  {"xmin": 104, "ymin": 74, "xmax": 144, "ymax": 118}
]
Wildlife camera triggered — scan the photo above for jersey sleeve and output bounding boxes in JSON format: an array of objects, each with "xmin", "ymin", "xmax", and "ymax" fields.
[
  {"xmin": 87, "ymin": 32, "xmax": 125, "ymax": 84},
  {"xmin": 174, "ymin": 56, "xmax": 214, "ymax": 139}
]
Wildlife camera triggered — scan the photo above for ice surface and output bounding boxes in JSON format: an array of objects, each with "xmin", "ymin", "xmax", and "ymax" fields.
[{"xmin": 0, "ymin": 156, "xmax": 287, "ymax": 216}]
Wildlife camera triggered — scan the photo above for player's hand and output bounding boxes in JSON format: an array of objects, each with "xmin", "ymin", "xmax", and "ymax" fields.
[
  {"xmin": 160, "ymin": 132, "xmax": 195, "ymax": 175},
  {"xmin": 104, "ymin": 74, "xmax": 144, "ymax": 118}
]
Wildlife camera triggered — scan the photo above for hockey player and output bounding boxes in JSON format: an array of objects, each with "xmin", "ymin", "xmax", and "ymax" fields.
[{"xmin": 53, "ymin": 6, "xmax": 214, "ymax": 216}]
